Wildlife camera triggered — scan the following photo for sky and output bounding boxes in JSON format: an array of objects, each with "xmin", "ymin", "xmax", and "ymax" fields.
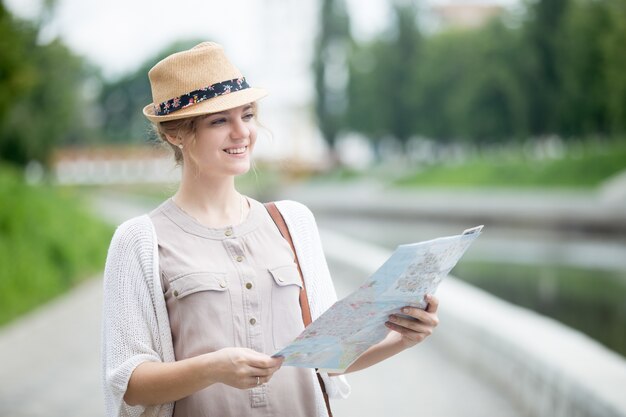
[
  {"xmin": 4, "ymin": 0, "xmax": 384, "ymax": 79},
  {"xmin": 3, "ymin": 0, "xmax": 519, "ymax": 162},
  {"xmin": 5, "ymin": 0, "xmax": 270, "ymax": 79},
  {"xmin": 4, "ymin": 0, "xmax": 518, "ymax": 80}
]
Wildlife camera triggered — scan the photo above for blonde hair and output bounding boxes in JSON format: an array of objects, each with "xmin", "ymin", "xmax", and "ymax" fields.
[{"xmin": 153, "ymin": 117, "xmax": 196, "ymax": 165}]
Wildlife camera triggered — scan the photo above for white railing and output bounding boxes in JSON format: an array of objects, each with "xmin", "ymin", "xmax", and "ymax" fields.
[
  {"xmin": 321, "ymin": 228, "xmax": 626, "ymax": 417},
  {"xmin": 54, "ymin": 157, "xmax": 181, "ymax": 185}
]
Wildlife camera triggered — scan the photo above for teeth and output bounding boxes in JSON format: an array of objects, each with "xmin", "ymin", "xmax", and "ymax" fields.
[{"xmin": 225, "ymin": 146, "xmax": 246, "ymax": 155}]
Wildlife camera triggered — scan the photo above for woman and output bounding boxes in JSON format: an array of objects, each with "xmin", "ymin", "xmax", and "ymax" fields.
[{"xmin": 102, "ymin": 42, "xmax": 439, "ymax": 417}]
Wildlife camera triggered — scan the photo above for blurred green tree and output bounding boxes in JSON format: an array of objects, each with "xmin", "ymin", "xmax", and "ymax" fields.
[
  {"xmin": 346, "ymin": 1, "xmax": 422, "ymax": 153},
  {"xmin": 313, "ymin": 0, "xmax": 352, "ymax": 155},
  {"xmin": 97, "ymin": 39, "xmax": 205, "ymax": 144},
  {"xmin": 520, "ymin": 0, "xmax": 570, "ymax": 136},
  {"xmin": 443, "ymin": 22, "xmax": 529, "ymax": 143},
  {"xmin": 603, "ymin": 0, "xmax": 626, "ymax": 136},
  {"xmin": 384, "ymin": 1, "xmax": 423, "ymax": 146},
  {"xmin": 338, "ymin": 0, "xmax": 626, "ymax": 147},
  {"xmin": 555, "ymin": 1, "xmax": 609, "ymax": 137},
  {"xmin": 0, "ymin": 3, "xmax": 88, "ymax": 168}
]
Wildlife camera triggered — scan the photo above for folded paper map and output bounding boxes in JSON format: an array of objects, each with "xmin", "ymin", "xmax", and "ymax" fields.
[{"xmin": 273, "ymin": 225, "xmax": 484, "ymax": 372}]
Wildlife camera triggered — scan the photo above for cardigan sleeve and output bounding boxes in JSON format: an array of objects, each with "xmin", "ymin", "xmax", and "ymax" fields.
[
  {"xmin": 101, "ymin": 217, "xmax": 167, "ymax": 417},
  {"xmin": 275, "ymin": 200, "xmax": 351, "ymax": 400}
]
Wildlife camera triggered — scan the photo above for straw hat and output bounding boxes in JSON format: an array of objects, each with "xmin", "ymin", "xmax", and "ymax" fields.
[{"xmin": 142, "ymin": 42, "xmax": 268, "ymax": 123}]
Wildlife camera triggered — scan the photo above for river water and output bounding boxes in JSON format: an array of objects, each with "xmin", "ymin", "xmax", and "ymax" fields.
[{"xmin": 315, "ymin": 215, "xmax": 626, "ymax": 358}]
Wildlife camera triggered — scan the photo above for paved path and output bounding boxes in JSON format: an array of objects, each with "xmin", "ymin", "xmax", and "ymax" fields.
[
  {"xmin": 328, "ymin": 261, "xmax": 523, "ymax": 417},
  {"xmin": 0, "ymin": 191, "xmax": 528, "ymax": 417},
  {"xmin": 0, "ymin": 277, "xmax": 104, "ymax": 417},
  {"xmin": 0, "ymin": 255, "xmax": 520, "ymax": 417},
  {"xmin": 0, "ymin": 260, "xmax": 525, "ymax": 417}
]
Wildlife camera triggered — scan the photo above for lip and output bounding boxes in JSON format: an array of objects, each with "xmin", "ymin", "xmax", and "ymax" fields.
[{"xmin": 223, "ymin": 145, "xmax": 248, "ymax": 157}]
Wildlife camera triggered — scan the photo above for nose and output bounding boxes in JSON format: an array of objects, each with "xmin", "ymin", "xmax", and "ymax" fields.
[{"xmin": 230, "ymin": 117, "xmax": 250, "ymax": 140}]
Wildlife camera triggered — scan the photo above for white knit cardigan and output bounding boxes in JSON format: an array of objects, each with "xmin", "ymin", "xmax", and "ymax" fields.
[{"xmin": 101, "ymin": 200, "xmax": 350, "ymax": 417}]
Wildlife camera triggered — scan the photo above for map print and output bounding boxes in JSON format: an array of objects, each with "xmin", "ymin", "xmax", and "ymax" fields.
[{"xmin": 273, "ymin": 225, "xmax": 484, "ymax": 372}]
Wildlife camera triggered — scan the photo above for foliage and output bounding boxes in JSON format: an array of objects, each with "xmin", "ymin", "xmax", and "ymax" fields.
[
  {"xmin": 313, "ymin": 0, "xmax": 352, "ymax": 151},
  {"xmin": 96, "ymin": 39, "xmax": 205, "ymax": 144},
  {"xmin": 340, "ymin": 0, "xmax": 626, "ymax": 146},
  {"xmin": 0, "ymin": 4, "xmax": 90, "ymax": 167},
  {"xmin": 521, "ymin": 0, "xmax": 570, "ymax": 135},
  {"xmin": 347, "ymin": 2, "xmax": 423, "ymax": 147},
  {"xmin": 0, "ymin": 165, "xmax": 112, "ymax": 326},
  {"xmin": 603, "ymin": 0, "xmax": 626, "ymax": 134},
  {"xmin": 0, "ymin": 5, "xmax": 205, "ymax": 164}
]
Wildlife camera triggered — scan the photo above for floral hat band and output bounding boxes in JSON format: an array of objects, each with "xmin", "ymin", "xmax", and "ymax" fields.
[{"xmin": 154, "ymin": 77, "xmax": 250, "ymax": 116}]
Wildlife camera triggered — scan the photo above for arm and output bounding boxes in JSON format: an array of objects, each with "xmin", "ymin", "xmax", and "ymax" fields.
[
  {"xmin": 333, "ymin": 294, "xmax": 440, "ymax": 375},
  {"xmin": 124, "ymin": 348, "xmax": 283, "ymax": 406}
]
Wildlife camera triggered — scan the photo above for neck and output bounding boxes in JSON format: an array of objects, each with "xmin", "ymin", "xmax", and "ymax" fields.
[{"xmin": 174, "ymin": 168, "xmax": 246, "ymax": 228}]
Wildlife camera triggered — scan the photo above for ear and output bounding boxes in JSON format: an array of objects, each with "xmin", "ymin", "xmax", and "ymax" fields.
[{"xmin": 164, "ymin": 133, "xmax": 179, "ymax": 146}]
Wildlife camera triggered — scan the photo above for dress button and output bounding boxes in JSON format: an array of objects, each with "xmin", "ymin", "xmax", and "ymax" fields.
[
  {"xmin": 249, "ymin": 318, "xmax": 257, "ymax": 325},
  {"xmin": 236, "ymin": 255, "xmax": 244, "ymax": 262},
  {"xmin": 173, "ymin": 290, "xmax": 179, "ymax": 297},
  {"xmin": 224, "ymin": 228, "xmax": 233, "ymax": 237},
  {"xmin": 219, "ymin": 281, "xmax": 227, "ymax": 288},
  {"xmin": 245, "ymin": 282, "xmax": 253, "ymax": 290}
]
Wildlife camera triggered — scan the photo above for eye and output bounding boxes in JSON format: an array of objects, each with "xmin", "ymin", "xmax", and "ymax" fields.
[
  {"xmin": 242, "ymin": 113, "xmax": 254, "ymax": 121},
  {"xmin": 210, "ymin": 117, "xmax": 227, "ymax": 126}
]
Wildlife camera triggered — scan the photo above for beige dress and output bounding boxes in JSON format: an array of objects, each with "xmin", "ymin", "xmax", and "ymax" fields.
[{"xmin": 149, "ymin": 198, "xmax": 318, "ymax": 417}]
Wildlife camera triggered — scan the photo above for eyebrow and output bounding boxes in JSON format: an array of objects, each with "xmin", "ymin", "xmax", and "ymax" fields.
[{"xmin": 208, "ymin": 105, "xmax": 254, "ymax": 118}]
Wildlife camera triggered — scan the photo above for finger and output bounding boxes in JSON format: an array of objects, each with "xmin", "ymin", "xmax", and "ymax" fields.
[
  {"xmin": 385, "ymin": 321, "xmax": 429, "ymax": 342},
  {"xmin": 249, "ymin": 374, "xmax": 274, "ymax": 388},
  {"xmin": 247, "ymin": 360, "xmax": 285, "ymax": 376},
  {"xmin": 425, "ymin": 294, "xmax": 439, "ymax": 313},
  {"xmin": 250, "ymin": 375, "xmax": 263, "ymax": 388},
  {"xmin": 247, "ymin": 354, "xmax": 284, "ymax": 369},
  {"xmin": 268, "ymin": 364, "xmax": 283, "ymax": 374},
  {"xmin": 397, "ymin": 308, "xmax": 439, "ymax": 327},
  {"xmin": 273, "ymin": 356, "xmax": 285, "ymax": 367},
  {"xmin": 246, "ymin": 365, "xmax": 277, "ymax": 377},
  {"xmin": 388, "ymin": 315, "xmax": 435, "ymax": 334}
]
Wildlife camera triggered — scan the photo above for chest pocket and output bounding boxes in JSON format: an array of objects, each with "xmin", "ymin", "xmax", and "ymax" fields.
[
  {"xmin": 168, "ymin": 272, "xmax": 234, "ymax": 352},
  {"xmin": 269, "ymin": 264, "xmax": 305, "ymax": 350},
  {"xmin": 170, "ymin": 272, "xmax": 228, "ymax": 298}
]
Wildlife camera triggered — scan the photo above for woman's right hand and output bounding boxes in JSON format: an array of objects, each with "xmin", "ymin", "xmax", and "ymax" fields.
[
  {"xmin": 208, "ymin": 347, "xmax": 284, "ymax": 389},
  {"xmin": 124, "ymin": 348, "xmax": 284, "ymax": 406}
]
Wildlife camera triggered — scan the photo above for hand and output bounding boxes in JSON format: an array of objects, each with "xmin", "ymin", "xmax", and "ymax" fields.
[
  {"xmin": 385, "ymin": 294, "xmax": 440, "ymax": 349},
  {"xmin": 208, "ymin": 347, "xmax": 284, "ymax": 390}
]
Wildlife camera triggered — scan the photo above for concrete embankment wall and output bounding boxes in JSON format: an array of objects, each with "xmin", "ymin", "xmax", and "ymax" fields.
[{"xmin": 321, "ymin": 229, "xmax": 626, "ymax": 417}]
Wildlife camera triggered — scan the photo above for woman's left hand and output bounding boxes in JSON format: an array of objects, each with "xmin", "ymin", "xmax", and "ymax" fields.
[{"xmin": 385, "ymin": 294, "xmax": 440, "ymax": 349}]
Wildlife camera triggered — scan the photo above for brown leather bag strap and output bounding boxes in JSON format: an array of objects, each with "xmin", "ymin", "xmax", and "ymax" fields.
[
  {"xmin": 265, "ymin": 202, "xmax": 313, "ymax": 326},
  {"xmin": 264, "ymin": 202, "xmax": 334, "ymax": 417}
]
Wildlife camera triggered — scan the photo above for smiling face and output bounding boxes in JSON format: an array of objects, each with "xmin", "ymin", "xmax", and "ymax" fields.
[{"xmin": 177, "ymin": 103, "xmax": 257, "ymax": 179}]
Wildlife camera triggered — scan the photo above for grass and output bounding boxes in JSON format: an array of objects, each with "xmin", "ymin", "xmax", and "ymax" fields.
[
  {"xmin": 0, "ymin": 165, "xmax": 113, "ymax": 326},
  {"xmin": 395, "ymin": 140, "xmax": 626, "ymax": 188}
]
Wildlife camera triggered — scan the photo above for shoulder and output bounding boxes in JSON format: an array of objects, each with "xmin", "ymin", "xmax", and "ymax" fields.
[
  {"xmin": 104, "ymin": 214, "xmax": 157, "ymax": 291},
  {"xmin": 274, "ymin": 200, "xmax": 316, "ymax": 225},
  {"xmin": 273, "ymin": 200, "xmax": 321, "ymax": 246},
  {"xmin": 108, "ymin": 214, "xmax": 155, "ymax": 257}
]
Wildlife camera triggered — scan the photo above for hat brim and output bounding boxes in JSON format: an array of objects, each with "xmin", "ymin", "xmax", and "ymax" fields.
[{"xmin": 142, "ymin": 87, "xmax": 268, "ymax": 123}]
